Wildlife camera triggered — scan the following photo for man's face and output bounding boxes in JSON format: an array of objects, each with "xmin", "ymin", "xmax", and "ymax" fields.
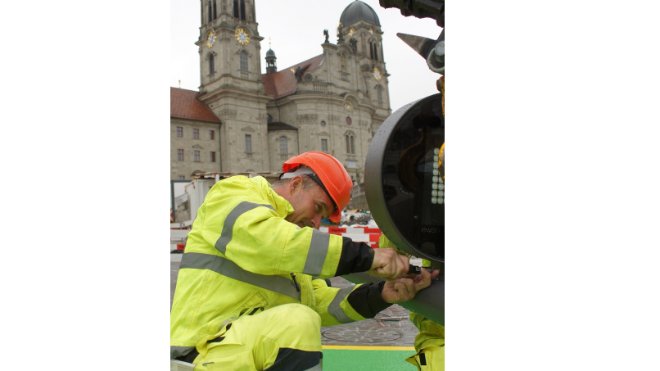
[{"xmin": 285, "ymin": 176, "xmax": 334, "ymax": 229}]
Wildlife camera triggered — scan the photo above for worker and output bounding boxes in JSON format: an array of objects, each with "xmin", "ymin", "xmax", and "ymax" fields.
[
  {"xmin": 378, "ymin": 234, "xmax": 445, "ymax": 371},
  {"xmin": 170, "ymin": 151, "xmax": 439, "ymax": 370}
]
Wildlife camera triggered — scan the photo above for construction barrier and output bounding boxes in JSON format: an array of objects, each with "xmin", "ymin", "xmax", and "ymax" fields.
[
  {"xmin": 320, "ymin": 225, "xmax": 382, "ymax": 249},
  {"xmin": 172, "ymin": 225, "xmax": 382, "ymax": 253},
  {"xmin": 171, "ymin": 228, "xmax": 190, "ymax": 253}
]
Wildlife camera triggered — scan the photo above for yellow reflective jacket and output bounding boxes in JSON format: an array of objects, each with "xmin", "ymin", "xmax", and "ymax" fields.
[{"xmin": 171, "ymin": 176, "xmax": 374, "ymax": 358}]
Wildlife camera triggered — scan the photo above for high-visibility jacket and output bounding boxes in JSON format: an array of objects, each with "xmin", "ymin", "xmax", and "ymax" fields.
[{"xmin": 171, "ymin": 176, "xmax": 381, "ymax": 359}]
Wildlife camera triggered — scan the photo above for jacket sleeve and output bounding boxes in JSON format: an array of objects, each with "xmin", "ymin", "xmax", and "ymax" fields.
[
  {"xmin": 335, "ymin": 237, "xmax": 375, "ymax": 276},
  {"xmin": 191, "ymin": 177, "xmax": 372, "ymax": 278},
  {"xmin": 311, "ymin": 278, "xmax": 391, "ymax": 326}
]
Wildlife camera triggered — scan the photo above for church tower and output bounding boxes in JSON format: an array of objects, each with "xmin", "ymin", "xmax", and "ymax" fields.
[
  {"xmin": 338, "ymin": 0, "xmax": 390, "ymax": 112},
  {"xmin": 197, "ymin": 0, "xmax": 270, "ymax": 173}
]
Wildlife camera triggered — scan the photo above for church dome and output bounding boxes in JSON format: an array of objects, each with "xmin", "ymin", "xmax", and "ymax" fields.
[
  {"xmin": 266, "ymin": 48, "xmax": 276, "ymax": 58},
  {"xmin": 339, "ymin": 0, "xmax": 381, "ymax": 27}
]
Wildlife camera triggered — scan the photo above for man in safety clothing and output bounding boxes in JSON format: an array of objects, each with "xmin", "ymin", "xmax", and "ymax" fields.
[{"xmin": 171, "ymin": 151, "xmax": 439, "ymax": 370}]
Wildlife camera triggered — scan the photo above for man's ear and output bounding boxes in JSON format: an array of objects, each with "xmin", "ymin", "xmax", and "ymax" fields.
[{"xmin": 289, "ymin": 176, "xmax": 303, "ymax": 193}]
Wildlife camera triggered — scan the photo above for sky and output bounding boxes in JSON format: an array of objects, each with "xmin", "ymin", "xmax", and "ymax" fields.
[{"xmin": 170, "ymin": 0, "xmax": 443, "ymax": 112}]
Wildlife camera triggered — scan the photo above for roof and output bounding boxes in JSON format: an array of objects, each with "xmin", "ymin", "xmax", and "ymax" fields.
[
  {"xmin": 170, "ymin": 87, "xmax": 221, "ymax": 123},
  {"xmin": 261, "ymin": 54, "xmax": 324, "ymax": 99},
  {"xmin": 268, "ymin": 121, "xmax": 298, "ymax": 131},
  {"xmin": 340, "ymin": 0, "xmax": 381, "ymax": 27}
]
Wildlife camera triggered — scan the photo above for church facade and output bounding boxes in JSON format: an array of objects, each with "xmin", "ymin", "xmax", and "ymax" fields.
[{"xmin": 171, "ymin": 0, "xmax": 391, "ymax": 206}]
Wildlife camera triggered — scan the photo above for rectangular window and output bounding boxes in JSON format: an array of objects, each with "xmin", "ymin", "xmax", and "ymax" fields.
[
  {"xmin": 376, "ymin": 85, "xmax": 383, "ymax": 105},
  {"xmin": 194, "ymin": 150, "xmax": 201, "ymax": 162},
  {"xmin": 209, "ymin": 54, "xmax": 215, "ymax": 75},
  {"xmin": 193, "ymin": 128, "xmax": 200, "ymax": 140},
  {"xmin": 210, "ymin": 151, "xmax": 216, "ymax": 162},
  {"xmin": 210, "ymin": 130, "xmax": 215, "ymax": 140},
  {"xmin": 345, "ymin": 134, "xmax": 355, "ymax": 154},
  {"xmin": 245, "ymin": 134, "xmax": 252, "ymax": 153},
  {"xmin": 176, "ymin": 127, "xmax": 183, "ymax": 137},
  {"xmin": 177, "ymin": 149, "xmax": 184, "ymax": 161},
  {"xmin": 178, "ymin": 175, "xmax": 185, "ymax": 180},
  {"xmin": 233, "ymin": 0, "xmax": 245, "ymax": 20},
  {"xmin": 240, "ymin": 51, "xmax": 248, "ymax": 74},
  {"xmin": 279, "ymin": 136, "xmax": 288, "ymax": 155},
  {"xmin": 321, "ymin": 138, "xmax": 328, "ymax": 152}
]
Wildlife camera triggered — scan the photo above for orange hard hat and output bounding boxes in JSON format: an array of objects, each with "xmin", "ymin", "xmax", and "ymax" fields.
[{"xmin": 282, "ymin": 151, "xmax": 353, "ymax": 223}]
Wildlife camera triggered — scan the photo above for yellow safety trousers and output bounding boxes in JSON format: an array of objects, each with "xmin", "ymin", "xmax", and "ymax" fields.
[{"xmin": 191, "ymin": 303, "xmax": 322, "ymax": 371}]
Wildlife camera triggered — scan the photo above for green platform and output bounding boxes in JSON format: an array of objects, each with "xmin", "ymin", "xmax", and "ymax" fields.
[{"xmin": 322, "ymin": 346, "xmax": 417, "ymax": 371}]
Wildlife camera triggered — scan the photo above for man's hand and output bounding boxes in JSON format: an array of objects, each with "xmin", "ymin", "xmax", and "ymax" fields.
[
  {"xmin": 381, "ymin": 268, "xmax": 441, "ymax": 304},
  {"xmin": 369, "ymin": 248, "xmax": 410, "ymax": 280}
]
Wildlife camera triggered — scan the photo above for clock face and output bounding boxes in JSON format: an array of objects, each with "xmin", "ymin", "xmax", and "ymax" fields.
[
  {"xmin": 345, "ymin": 102, "xmax": 353, "ymax": 112},
  {"xmin": 373, "ymin": 67, "xmax": 382, "ymax": 80},
  {"xmin": 206, "ymin": 30, "xmax": 217, "ymax": 48},
  {"xmin": 234, "ymin": 27, "xmax": 250, "ymax": 46}
]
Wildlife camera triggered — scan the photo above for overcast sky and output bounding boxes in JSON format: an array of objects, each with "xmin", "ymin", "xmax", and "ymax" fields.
[{"xmin": 170, "ymin": 0, "xmax": 443, "ymax": 112}]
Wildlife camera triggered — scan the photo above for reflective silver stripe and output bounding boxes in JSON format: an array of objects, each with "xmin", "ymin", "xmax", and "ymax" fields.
[
  {"xmin": 303, "ymin": 229, "xmax": 330, "ymax": 276},
  {"xmin": 171, "ymin": 346, "xmax": 195, "ymax": 359},
  {"xmin": 215, "ymin": 201, "xmax": 274, "ymax": 254},
  {"xmin": 328, "ymin": 287, "xmax": 354, "ymax": 323},
  {"xmin": 181, "ymin": 252, "xmax": 301, "ymax": 300}
]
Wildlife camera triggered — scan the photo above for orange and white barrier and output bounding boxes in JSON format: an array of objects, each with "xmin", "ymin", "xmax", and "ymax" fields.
[
  {"xmin": 319, "ymin": 225, "xmax": 382, "ymax": 249},
  {"xmin": 172, "ymin": 225, "xmax": 382, "ymax": 253}
]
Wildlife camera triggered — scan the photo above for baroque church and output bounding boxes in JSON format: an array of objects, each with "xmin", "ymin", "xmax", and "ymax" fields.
[{"xmin": 170, "ymin": 0, "xmax": 391, "ymax": 206}]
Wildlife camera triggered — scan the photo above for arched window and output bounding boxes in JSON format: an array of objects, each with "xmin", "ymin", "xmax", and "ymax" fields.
[
  {"xmin": 208, "ymin": 53, "xmax": 215, "ymax": 75},
  {"xmin": 278, "ymin": 136, "xmax": 288, "ymax": 155},
  {"xmin": 369, "ymin": 40, "xmax": 378, "ymax": 60},
  {"xmin": 349, "ymin": 38, "xmax": 358, "ymax": 53},
  {"xmin": 239, "ymin": 50, "xmax": 248, "ymax": 75},
  {"xmin": 345, "ymin": 131, "xmax": 355, "ymax": 154}
]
